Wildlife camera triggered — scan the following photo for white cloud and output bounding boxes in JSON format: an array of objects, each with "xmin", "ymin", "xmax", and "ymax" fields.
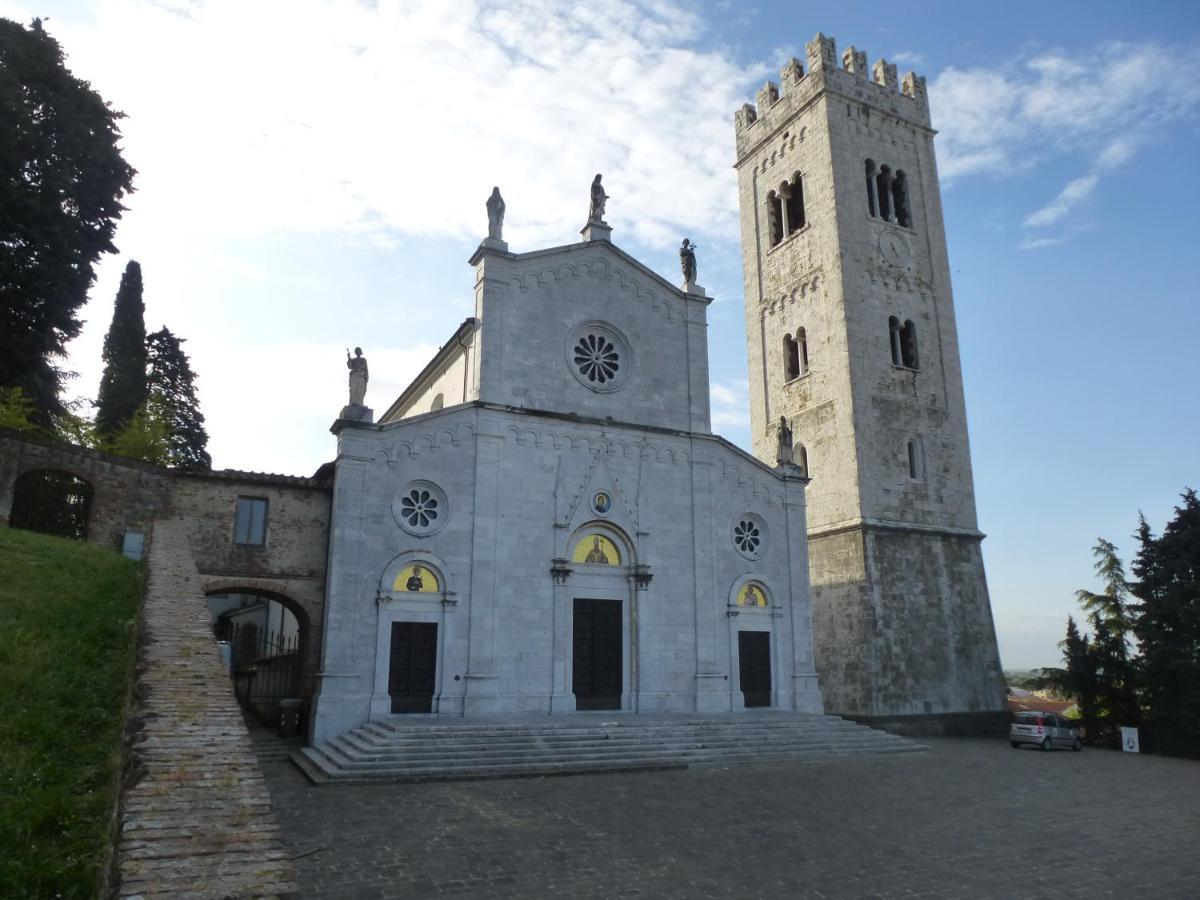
[
  {"xmin": 48, "ymin": 0, "xmax": 756, "ymax": 253},
  {"xmin": 891, "ymin": 51, "xmax": 924, "ymax": 67},
  {"xmin": 931, "ymin": 40, "xmax": 1200, "ymax": 244}
]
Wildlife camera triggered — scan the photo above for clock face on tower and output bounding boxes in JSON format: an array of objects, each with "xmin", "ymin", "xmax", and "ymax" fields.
[{"xmin": 879, "ymin": 230, "xmax": 912, "ymax": 268}]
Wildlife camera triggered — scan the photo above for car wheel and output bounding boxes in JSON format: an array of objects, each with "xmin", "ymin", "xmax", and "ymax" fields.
[
  {"xmin": 1072, "ymin": 737, "xmax": 1082, "ymax": 751},
  {"xmin": 1041, "ymin": 737, "xmax": 1052, "ymax": 752},
  {"xmin": 1010, "ymin": 741, "xmax": 1020, "ymax": 748}
]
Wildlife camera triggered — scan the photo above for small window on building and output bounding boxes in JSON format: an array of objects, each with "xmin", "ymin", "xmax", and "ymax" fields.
[
  {"xmin": 907, "ymin": 439, "xmax": 925, "ymax": 480},
  {"xmin": 901, "ymin": 319, "xmax": 919, "ymax": 369},
  {"xmin": 784, "ymin": 333, "xmax": 801, "ymax": 380},
  {"xmin": 892, "ymin": 170, "xmax": 910, "ymax": 228},
  {"xmin": 786, "ymin": 173, "xmax": 805, "ymax": 234},
  {"xmin": 234, "ymin": 497, "xmax": 268, "ymax": 545},
  {"xmin": 767, "ymin": 190, "xmax": 783, "ymax": 246}
]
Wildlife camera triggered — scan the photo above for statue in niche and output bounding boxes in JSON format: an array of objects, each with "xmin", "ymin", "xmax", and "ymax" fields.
[
  {"xmin": 680, "ymin": 238, "xmax": 697, "ymax": 284},
  {"xmin": 406, "ymin": 566, "xmax": 425, "ymax": 592},
  {"xmin": 776, "ymin": 415, "xmax": 794, "ymax": 467},
  {"xmin": 584, "ymin": 536, "xmax": 610, "ymax": 564},
  {"xmin": 346, "ymin": 346, "xmax": 369, "ymax": 406},
  {"xmin": 486, "ymin": 186, "xmax": 505, "ymax": 241},
  {"xmin": 588, "ymin": 174, "xmax": 609, "ymax": 223}
]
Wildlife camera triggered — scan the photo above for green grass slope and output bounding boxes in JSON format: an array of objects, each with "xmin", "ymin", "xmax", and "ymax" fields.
[{"xmin": 0, "ymin": 528, "xmax": 141, "ymax": 899}]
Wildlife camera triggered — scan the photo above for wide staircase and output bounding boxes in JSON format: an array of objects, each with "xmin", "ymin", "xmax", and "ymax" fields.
[{"xmin": 292, "ymin": 712, "xmax": 926, "ymax": 784}]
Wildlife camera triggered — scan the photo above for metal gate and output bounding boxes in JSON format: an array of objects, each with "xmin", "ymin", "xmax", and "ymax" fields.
[
  {"xmin": 226, "ymin": 622, "xmax": 302, "ymax": 727},
  {"xmin": 9, "ymin": 469, "xmax": 93, "ymax": 540}
]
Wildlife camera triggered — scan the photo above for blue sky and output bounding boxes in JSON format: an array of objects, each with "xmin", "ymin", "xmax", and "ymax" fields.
[{"xmin": 9, "ymin": 0, "xmax": 1198, "ymax": 669}]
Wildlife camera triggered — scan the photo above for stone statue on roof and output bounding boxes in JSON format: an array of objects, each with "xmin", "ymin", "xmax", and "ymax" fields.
[
  {"xmin": 486, "ymin": 186, "xmax": 505, "ymax": 241},
  {"xmin": 776, "ymin": 415, "xmax": 794, "ymax": 467},
  {"xmin": 346, "ymin": 346, "xmax": 368, "ymax": 407},
  {"xmin": 588, "ymin": 174, "xmax": 609, "ymax": 223},
  {"xmin": 680, "ymin": 238, "xmax": 697, "ymax": 285}
]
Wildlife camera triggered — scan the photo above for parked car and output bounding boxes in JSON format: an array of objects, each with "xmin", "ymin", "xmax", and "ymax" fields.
[{"xmin": 1010, "ymin": 711, "xmax": 1082, "ymax": 751}]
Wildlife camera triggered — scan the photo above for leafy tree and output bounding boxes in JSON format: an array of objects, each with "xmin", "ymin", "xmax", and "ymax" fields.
[
  {"xmin": 103, "ymin": 395, "xmax": 171, "ymax": 466},
  {"xmin": 1060, "ymin": 616, "xmax": 1101, "ymax": 740},
  {"xmin": 1131, "ymin": 491, "xmax": 1200, "ymax": 754},
  {"xmin": 0, "ymin": 18, "xmax": 136, "ymax": 425},
  {"xmin": 95, "ymin": 261, "xmax": 147, "ymax": 437},
  {"xmin": 0, "ymin": 386, "xmax": 36, "ymax": 431},
  {"xmin": 1076, "ymin": 538, "xmax": 1140, "ymax": 734},
  {"xmin": 145, "ymin": 327, "xmax": 210, "ymax": 471}
]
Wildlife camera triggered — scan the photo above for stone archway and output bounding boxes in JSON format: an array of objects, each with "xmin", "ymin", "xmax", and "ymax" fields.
[
  {"xmin": 204, "ymin": 585, "xmax": 316, "ymax": 726},
  {"xmin": 9, "ymin": 468, "xmax": 94, "ymax": 540}
]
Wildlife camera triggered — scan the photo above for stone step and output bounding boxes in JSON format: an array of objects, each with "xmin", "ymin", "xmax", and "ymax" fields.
[
  {"xmin": 324, "ymin": 733, "xmax": 913, "ymax": 765},
  {"xmin": 294, "ymin": 714, "xmax": 926, "ymax": 784}
]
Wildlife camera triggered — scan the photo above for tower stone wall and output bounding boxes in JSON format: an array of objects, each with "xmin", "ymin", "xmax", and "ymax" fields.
[{"xmin": 734, "ymin": 34, "xmax": 1008, "ymax": 733}]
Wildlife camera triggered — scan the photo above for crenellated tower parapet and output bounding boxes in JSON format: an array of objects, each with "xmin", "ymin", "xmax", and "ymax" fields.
[{"xmin": 734, "ymin": 33, "xmax": 931, "ymax": 160}]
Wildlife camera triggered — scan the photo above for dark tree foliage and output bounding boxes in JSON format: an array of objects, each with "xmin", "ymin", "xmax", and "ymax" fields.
[
  {"xmin": 146, "ymin": 327, "xmax": 210, "ymax": 471},
  {"xmin": 1131, "ymin": 490, "xmax": 1200, "ymax": 755},
  {"xmin": 95, "ymin": 260, "xmax": 147, "ymax": 437},
  {"xmin": 1060, "ymin": 616, "xmax": 1101, "ymax": 740},
  {"xmin": 0, "ymin": 18, "xmax": 136, "ymax": 424},
  {"xmin": 1076, "ymin": 538, "xmax": 1141, "ymax": 738}
]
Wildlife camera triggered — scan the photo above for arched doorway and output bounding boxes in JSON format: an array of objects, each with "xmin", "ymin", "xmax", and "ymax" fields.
[
  {"xmin": 9, "ymin": 469, "xmax": 93, "ymax": 540},
  {"xmin": 207, "ymin": 589, "xmax": 308, "ymax": 727}
]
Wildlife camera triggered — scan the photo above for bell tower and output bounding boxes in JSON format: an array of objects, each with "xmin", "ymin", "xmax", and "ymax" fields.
[{"xmin": 733, "ymin": 34, "xmax": 1007, "ymax": 733}]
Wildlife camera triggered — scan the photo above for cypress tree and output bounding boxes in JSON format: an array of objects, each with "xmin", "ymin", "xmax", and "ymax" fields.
[
  {"xmin": 95, "ymin": 261, "xmax": 147, "ymax": 437},
  {"xmin": 145, "ymin": 327, "xmax": 211, "ymax": 471}
]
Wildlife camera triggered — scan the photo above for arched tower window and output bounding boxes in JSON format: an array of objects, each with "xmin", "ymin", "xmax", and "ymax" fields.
[
  {"xmin": 888, "ymin": 316, "xmax": 902, "ymax": 366},
  {"xmin": 901, "ymin": 319, "xmax": 919, "ymax": 369},
  {"xmin": 892, "ymin": 170, "xmax": 910, "ymax": 228},
  {"xmin": 795, "ymin": 443, "xmax": 809, "ymax": 478},
  {"xmin": 786, "ymin": 172, "xmax": 805, "ymax": 234},
  {"xmin": 865, "ymin": 159, "xmax": 878, "ymax": 217},
  {"xmin": 767, "ymin": 190, "xmax": 783, "ymax": 246},
  {"xmin": 783, "ymin": 333, "xmax": 801, "ymax": 380},
  {"xmin": 876, "ymin": 165, "xmax": 893, "ymax": 222}
]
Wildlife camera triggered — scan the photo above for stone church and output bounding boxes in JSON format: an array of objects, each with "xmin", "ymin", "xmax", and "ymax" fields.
[
  {"xmin": 311, "ymin": 189, "xmax": 824, "ymax": 741},
  {"xmin": 0, "ymin": 33, "xmax": 1007, "ymax": 746},
  {"xmin": 308, "ymin": 32, "xmax": 1008, "ymax": 742}
]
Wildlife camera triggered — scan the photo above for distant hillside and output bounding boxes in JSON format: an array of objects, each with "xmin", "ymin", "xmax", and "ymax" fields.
[{"xmin": 0, "ymin": 527, "xmax": 141, "ymax": 898}]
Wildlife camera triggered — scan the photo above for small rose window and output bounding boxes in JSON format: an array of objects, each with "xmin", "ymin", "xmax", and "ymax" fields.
[
  {"xmin": 732, "ymin": 513, "xmax": 768, "ymax": 560},
  {"xmin": 392, "ymin": 480, "xmax": 449, "ymax": 537},
  {"xmin": 573, "ymin": 333, "xmax": 620, "ymax": 384},
  {"xmin": 400, "ymin": 488, "xmax": 438, "ymax": 528},
  {"xmin": 734, "ymin": 520, "xmax": 760, "ymax": 554},
  {"xmin": 566, "ymin": 322, "xmax": 631, "ymax": 393}
]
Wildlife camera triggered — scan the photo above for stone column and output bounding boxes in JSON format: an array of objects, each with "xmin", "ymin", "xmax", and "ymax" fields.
[
  {"xmin": 782, "ymin": 471, "xmax": 823, "ymax": 712},
  {"xmin": 630, "ymin": 565, "xmax": 652, "ymax": 712},
  {"xmin": 549, "ymin": 559, "xmax": 575, "ymax": 713},
  {"xmin": 691, "ymin": 460, "xmax": 726, "ymax": 711},
  {"xmin": 463, "ymin": 430, "xmax": 502, "ymax": 715}
]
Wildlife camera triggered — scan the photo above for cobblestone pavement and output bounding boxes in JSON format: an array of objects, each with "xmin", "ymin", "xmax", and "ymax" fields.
[{"xmin": 258, "ymin": 735, "xmax": 1200, "ymax": 898}]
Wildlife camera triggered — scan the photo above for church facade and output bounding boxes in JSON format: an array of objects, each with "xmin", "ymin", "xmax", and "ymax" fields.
[{"xmin": 310, "ymin": 217, "xmax": 823, "ymax": 742}]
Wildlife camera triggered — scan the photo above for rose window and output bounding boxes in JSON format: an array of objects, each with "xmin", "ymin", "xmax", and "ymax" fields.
[
  {"xmin": 734, "ymin": 519, "xmax": 761, "ymax": 555},
  {"xmin": 400, "ymin": 489, "xmax": 438, "ymax": 528},
  {"xmin": 392, "ymin": 480, "xmax": 449, "ymax": 536},
  {"xmin": 573, "ymin": 334, "xmax": 620, "ymax": 385}
]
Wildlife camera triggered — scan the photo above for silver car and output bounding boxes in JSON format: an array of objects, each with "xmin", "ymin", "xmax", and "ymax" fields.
[{"xmin": 1010, "ymin": 711, "xmax": 1083, "ymax": 751}]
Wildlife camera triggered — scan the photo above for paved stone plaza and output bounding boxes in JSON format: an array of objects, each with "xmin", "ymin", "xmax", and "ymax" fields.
[{"xmin": 258, "ymin": 733, "xmax": 1200, "ymax": 898}]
